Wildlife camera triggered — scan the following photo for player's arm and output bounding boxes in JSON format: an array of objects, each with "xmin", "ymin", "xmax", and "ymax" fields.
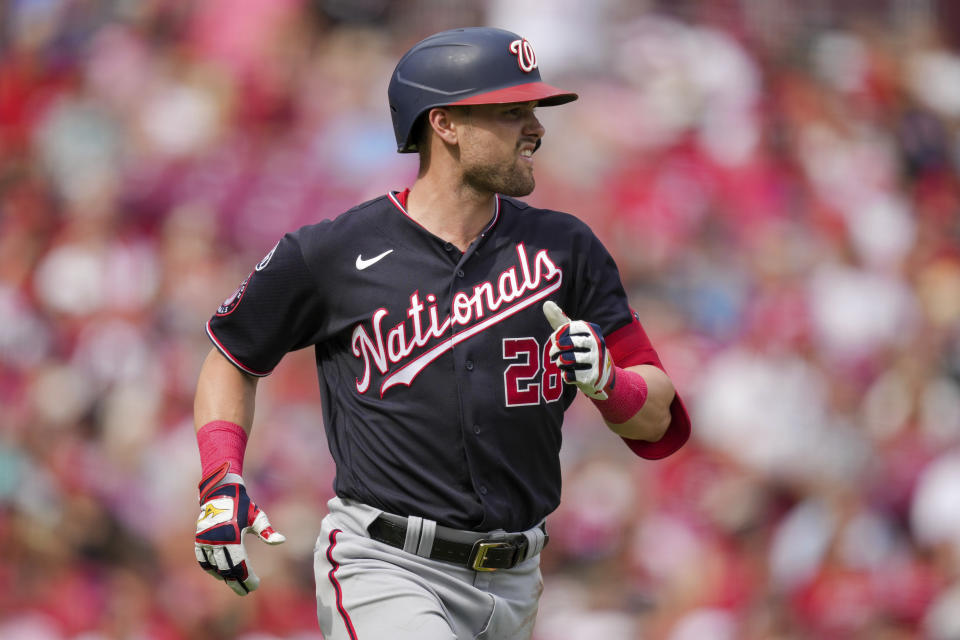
[
  {"xmin": 193, "ymin": 347, "xmax": 285, "ymax": 596},
  {"xmin": 192, "ymin": 232, "xmax": 331, "ymax": 594},
  {"xmin": 600, "ymin": 363, "xmax": 674, "ymax": 441},
  {"xmin": 195, "ymin": 347, "xmax": 258, "ymax": 430},
  {"xmin": 543, "ymin": 301, "xmax": 675, "ymax": 443}
]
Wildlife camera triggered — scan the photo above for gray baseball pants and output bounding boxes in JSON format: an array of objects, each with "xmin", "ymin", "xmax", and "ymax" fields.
[{"xmin": 313, "ymin": 497, "xmax": 547, "ymax": 640}]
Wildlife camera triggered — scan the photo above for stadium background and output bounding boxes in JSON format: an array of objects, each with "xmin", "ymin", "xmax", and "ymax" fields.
[{"xmin": 3, "ymin": 0, "xmax": 960, "ymax": 638}]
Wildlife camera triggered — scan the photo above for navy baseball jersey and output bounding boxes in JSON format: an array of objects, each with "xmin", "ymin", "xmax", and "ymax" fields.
[{"xmin": 207, "ymin": 190, "xmax": 690, "ymax": 532}]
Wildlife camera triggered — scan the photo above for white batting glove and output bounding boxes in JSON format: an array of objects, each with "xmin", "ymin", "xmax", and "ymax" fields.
[
  {"xmin": 195, "ymin": 464, "xmax": 286, "ymax": 596},
  {"xmin": 543, "ymin": 301, "xmax": 616, "ymax": 400}
]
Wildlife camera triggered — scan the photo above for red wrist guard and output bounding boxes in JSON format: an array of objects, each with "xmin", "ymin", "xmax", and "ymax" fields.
[
  {"xmin": 591, "ymin": 367, "xmax": 648, "ymax": 423},
  {"xmin": 197, "ymin": 420, "xmax": 248, "ymax": 478}
]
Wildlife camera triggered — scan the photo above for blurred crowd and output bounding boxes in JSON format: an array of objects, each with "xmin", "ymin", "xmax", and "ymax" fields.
[{"xmin": 3, "ymin": 0, "xmax": 960, "ymax": 638}]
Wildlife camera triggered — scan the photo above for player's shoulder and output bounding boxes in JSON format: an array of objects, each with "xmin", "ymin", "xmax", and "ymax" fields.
[
  {"xmin": 497, "ymin": 195, "xmax": 596, "ymax": 236},
  {"xmin": 271, "ymin": 194, "xmax": 396, "ymax": 272},
  {"xmin": 290, "ymin": 194, "xmax": 394, "ymax": 242}
]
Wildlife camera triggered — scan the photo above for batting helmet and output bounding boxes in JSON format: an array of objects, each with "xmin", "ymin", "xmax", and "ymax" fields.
[{"xmin": 388, "ymin": 27, "xmax": 578, "ymax": 153}]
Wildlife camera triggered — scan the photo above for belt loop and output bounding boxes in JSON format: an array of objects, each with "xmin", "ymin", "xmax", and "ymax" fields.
[
  {"xmin": 416, "ymin": 518, "xmax": 437, "ymax": 558},
  {"xmin": 403, "ymin": 516, "xmax": 423, "ymax": 554},
  {"xmin": 521, "ymin": 525, "xmax": 546, "ymax": 561}
]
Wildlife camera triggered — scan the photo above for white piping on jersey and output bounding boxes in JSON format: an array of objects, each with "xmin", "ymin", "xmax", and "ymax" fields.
[
  {"xmin": 387, "ymin": 191, "xmax": 501, "ymax": 239},
  {"xmin": 206, "ymin": 321, "xmax": 272, "ymax": 377}
]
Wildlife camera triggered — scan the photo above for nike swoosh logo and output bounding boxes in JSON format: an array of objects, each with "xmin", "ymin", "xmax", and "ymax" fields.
[{"xmin": 356, "ymin": 249, "xmax": 394, "ymax": 270}]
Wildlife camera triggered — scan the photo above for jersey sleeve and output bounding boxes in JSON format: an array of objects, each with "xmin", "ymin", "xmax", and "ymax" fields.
[
  {"xmin": 562, "ymin": 223, "xmax": 689, "ymax": 459},
  {"xmin": 568, "ymin": 229, "xmax": 633, "ymax": 336},
  {"xmin": 206, "ymin": 232, "xmax": 325, "ymax": 376},
  {"xmin": 605, "ymin": 314, "xmax": 691, "ymax": 459}
]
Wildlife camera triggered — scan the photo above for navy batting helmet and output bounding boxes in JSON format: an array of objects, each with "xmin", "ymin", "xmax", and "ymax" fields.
[{"xmin": 388, "ymin": 27, "xmax": 578, "ymax": 153}]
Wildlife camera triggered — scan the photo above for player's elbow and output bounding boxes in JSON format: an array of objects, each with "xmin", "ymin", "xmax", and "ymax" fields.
[
  {"xmin": 608, "ymin": 405, "xmax": 671, "ymax": 442},
  {"xmin": 606, "ymin": 369, "xmax": 675, "ymax": 442},
  {"xmin": 643, "ymin": 404, "xmax": 673, "ymax": 442}
]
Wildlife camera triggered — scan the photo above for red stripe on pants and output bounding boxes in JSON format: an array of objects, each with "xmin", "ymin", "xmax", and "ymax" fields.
[{"xmin": 326, "ymin": 529, "xmax": 358, "ymax": 640}]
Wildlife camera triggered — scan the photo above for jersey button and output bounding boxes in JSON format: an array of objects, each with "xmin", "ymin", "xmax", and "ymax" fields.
[
  {"xmin": 473, "ymin": 425, "xmax": 481, "ymax": 435},
  {"xmin": 443, "ymin": 242, "xmax": 454, "ymax": 251},
  {"xmin": 464, "ymin": 360, "xmax": 474, "ymax": 371},
  {"xmin": 479, "ymin": 486, "xmax": 488, "ymax": 495},
  {"xmin": 456, "ymin": 269, "xmax": 465, "ymax": 278}
]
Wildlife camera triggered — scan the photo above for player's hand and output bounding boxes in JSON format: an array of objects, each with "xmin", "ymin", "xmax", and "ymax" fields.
[
  {"xmin": 194, "ymin": 463, "xmax": 286, "ymax": 596},
  {"xmin": 543, "ymin": 301, "xmax": 615, "ymax": 400}
]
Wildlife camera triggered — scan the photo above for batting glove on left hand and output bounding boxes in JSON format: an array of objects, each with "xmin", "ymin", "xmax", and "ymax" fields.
[
  {"xmin": 543, "ymin": 301, "xmax": 616, "ymax": 400},
  {"xmin": 195, "ymin": 462, "xmax": 285, "ymax": 596}
]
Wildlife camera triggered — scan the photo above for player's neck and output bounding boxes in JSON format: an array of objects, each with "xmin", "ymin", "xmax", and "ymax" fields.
[{"xmin": 406, "ymin": 177, "xmax": 495, "ymax": 252}]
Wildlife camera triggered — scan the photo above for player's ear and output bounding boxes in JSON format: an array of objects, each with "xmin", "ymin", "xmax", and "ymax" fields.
[{"xmin": 427, "ymin": 107, "xmax": 461, "ymax": 147}]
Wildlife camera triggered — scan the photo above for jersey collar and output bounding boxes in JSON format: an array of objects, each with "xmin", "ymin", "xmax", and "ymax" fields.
[{"xmin": 388, "ymin": 189, "xmax": 501, "ymax": 239}]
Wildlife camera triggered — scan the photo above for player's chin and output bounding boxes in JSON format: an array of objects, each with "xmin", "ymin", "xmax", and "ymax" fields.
[
  {"xmin": 500, "ymin": 168, "xmax": 536, "ymax": 197},
  {"xmin": 465, "ymin": 164, "xmax": 535, "ymax": 197},
  {"xmin": 499, "ymin": 178, "xmax": 535, "ymax": 198}
]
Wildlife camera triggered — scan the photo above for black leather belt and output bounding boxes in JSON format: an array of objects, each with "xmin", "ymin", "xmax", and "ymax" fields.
[{"xmin": 367, "ymin": 513, "xmax": 548, "ymax": 572}]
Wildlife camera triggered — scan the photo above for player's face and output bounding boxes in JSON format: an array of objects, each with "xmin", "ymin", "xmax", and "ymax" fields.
[{"xmin": 454, "ymin": 102, "xmax": 545, "ymax": 197}]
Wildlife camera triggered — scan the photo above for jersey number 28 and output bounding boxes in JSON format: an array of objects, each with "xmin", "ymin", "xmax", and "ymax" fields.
[{"xmin": 502, "ymin": 337, "xmax": 563, "ymax": 407}]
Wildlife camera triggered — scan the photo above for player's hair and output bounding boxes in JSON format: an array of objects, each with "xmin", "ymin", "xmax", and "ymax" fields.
[
  {"xmin": 410, "ymin": 114, "xmax": 429, "ymax": 155},
  {"xmin": 413, "ymin": 115, "xmax": 430, "ymax": 175}
]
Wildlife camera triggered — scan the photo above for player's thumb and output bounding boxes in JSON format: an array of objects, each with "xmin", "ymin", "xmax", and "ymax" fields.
[
  {"xmin": 543, "ymin": 300, "xmax": 570, "ymax": 330},
  {"xmin": 250, "ymin": 510, "xmax": 287, "ymax": 545}
]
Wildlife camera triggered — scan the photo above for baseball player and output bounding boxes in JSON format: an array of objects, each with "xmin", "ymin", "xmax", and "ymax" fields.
[{"xmin": 192, "ymin": 27, "xmax": 690, "ymax": 640}]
